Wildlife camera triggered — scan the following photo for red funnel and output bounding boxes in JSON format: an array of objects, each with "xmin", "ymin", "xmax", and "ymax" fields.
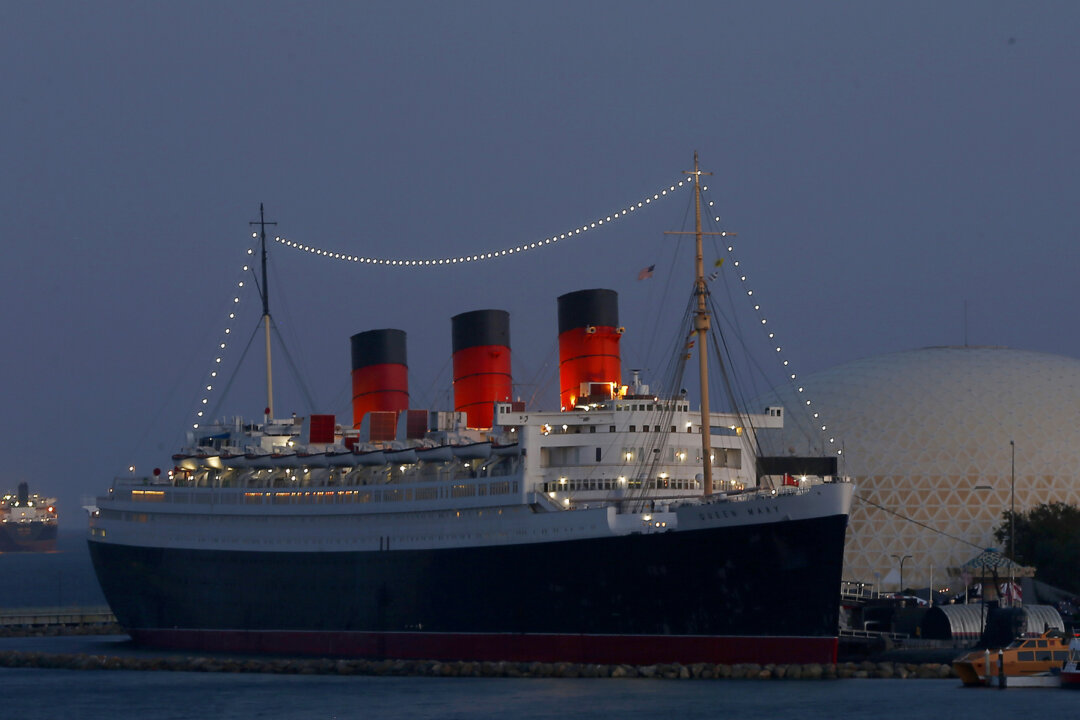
[
  {"xmin": 452, "ymin": 309, "xmax": 512, "ymax": 429},
  {"xmin": 350, "ymin": 329, "xmax": 408, "ymax": 429},
  {"xmin": 557, "ymin": 289, "xmax": 621, "ymax": 410}
]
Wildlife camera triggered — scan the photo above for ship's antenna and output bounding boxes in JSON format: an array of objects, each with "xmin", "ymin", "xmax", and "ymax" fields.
[
  {"xmin": 664, "ymin": 152, "xmax": 735, "ymax": 497},
  {"xmin": 250, "ymin": 204, "xmax": 278, "ymax": 418}
]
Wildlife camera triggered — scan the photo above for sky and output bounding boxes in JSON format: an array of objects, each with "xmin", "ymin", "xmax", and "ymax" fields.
[{"xmin": 2, "ymin": 1, "xmax": 1078, "ymax": 522}]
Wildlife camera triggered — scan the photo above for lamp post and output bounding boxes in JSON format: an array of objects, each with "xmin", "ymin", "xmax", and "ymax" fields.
[
  {"xmin": 1009, "ymin": 440, "xmax": 1015, "ymax": 558},
  {"xmin": 891, "ymin": 554, "xmax": 912, "ymax": 594},
  {"xmin": 1009, "ymin": 440, "xmax": 1016, "ymax": 606}
]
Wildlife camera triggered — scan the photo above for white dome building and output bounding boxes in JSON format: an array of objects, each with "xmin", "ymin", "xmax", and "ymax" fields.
[{"xmin": 756, "ymin": 346, "xmax": 1080, "ymax": 593}]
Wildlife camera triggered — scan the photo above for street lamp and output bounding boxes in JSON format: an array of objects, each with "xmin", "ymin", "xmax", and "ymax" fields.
[
  {"xmin": 1009, "ymin": 440, "xmax": 1015, "ymax": 559},
  {"xmin": 1009, "ymin": 440, "xmax": 1016, "ymax": 606},
  {"xmin": 891, "ymin": 554, "xmax": 913, "ymax": 594}
]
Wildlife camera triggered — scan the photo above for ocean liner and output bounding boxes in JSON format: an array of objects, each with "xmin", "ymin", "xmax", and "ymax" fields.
[
  {"xmin": 1, "ymin": 482, "xmax": 58, "ymax": 552},
  {"xmin": 88, "ymin": 157, "xmax": 853, "ymax": 665}
]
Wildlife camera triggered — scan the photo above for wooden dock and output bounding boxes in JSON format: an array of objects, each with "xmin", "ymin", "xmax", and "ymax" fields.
[{"xmin": 0, "ymin": 606, "xmax": 116, "ymax": 630}]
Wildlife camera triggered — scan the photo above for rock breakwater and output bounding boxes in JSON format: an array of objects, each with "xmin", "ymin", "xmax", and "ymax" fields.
[{"xmin": 0, "ymin": 651, "xmax": 957, "ymax": 679}]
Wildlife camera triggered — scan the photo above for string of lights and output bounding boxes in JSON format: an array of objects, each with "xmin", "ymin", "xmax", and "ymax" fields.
[
  {"xmin": 701, "ymin": 189, "xmax": 843, "ymax": 459},
  {"xmin": 189, "ymin": 172, "xmax": 840, "ymax": 464},
  {"xmin": 191, "ymin": 247, "xmax": 256, "ymax": 431},
  {"xmin": 272, "ymin": 179, "xmax": 690, "ymax": 266}
]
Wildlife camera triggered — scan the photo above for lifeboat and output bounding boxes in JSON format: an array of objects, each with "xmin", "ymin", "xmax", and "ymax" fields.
[
  {"xmin": 243, "ymin": 449, "xmax": 274, "ymax": 469},
  {"xmin": 491, "ymin": 441, "xmax": 521, "ymax": 457},
  {"xmin": 325, "ymin": 447, "xmax": 356, "ymax": 468},
  {"xmin": 352, "ymin": 447, "xmax": 388, "ymax": 466},
  {"xmin": 384, "ymin": 447, "xmax": 418, "ymax": 465},
  {"xmin": 171, "ymin": 447, "xmax": 222, "ymax": 470},
  {"xmin": 451, "ymin": 442, "xmax": 492, "ymax": 460},
  {"xmin": 416, "ymin": 444, "xmax": 454, "ymax": 463},
  {"xmin": 295, "ymin": 448, "xmax": 330, "ymax": 468},
  {"xmin": 268, "ymin": 450, "xmax": 298, "ymax": 468}
]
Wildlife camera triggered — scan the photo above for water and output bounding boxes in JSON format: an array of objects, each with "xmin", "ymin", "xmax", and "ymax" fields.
[
  {"xmin": 0, "ymin": 530, "xmax": 107, "ymax": 608},
  {"xmin": 0, "ymin": 669, "xmax": 1075, "ymax": 720}
]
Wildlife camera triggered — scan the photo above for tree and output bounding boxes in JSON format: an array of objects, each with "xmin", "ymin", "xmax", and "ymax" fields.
[{"xmin": 995, "ymin": 501, "xmax": 1080, "ymax": 594}]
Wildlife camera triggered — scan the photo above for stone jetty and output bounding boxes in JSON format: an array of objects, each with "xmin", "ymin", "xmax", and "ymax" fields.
[{"xmin": 0, "ymin": 650, "xmax": 957, "ymax": 679}]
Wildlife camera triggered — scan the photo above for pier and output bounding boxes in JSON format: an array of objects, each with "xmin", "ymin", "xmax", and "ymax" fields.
[{"xmin": 0, "ymin": 606, "xmax": 119, "ymax": 635}]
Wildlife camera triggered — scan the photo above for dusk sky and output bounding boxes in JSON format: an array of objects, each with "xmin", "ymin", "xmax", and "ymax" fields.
[{"xmin": 3, "ymin": 2, "xmax": 1077, "ymax": 521}]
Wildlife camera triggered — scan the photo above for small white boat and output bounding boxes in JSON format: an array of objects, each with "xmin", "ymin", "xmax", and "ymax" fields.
[
  {"xmin": 268, "ymin": 450, "xmax": 298, "ymax": 468},
  {"xmin": 384, "ymin": 447, "xmax": 418, "ymax": 465},
  {"xmin": 220, "ymin": 449, "xmax": 249, "ymax": 469},
  {"xmin": 416, "ymin": 444, "xmax": 454, "ymax": 463},
  {"xmin": 295, "ymin": 449, "xmax": 329, "ymax": 468},
  {"xmin": 491, "ymin": 441, "xmax": 521, "ymax": 457},
  {"xmin": 243, "ymin": 449, "xmax": 273, "ymax": 469},
  {"xmin": 451, "ymin": 442, "xmax": 492, "ymax": 460},
  {"xmin": 352, "ymin": 448, "xmax": 387, "ymax": 466},
  {"xmin": 325, "ymin": 447, "xmax": 357, "ymax": 467},
  {"xmin": 172, "ymin": 447, "xmax": 222, "ymax": 470}
]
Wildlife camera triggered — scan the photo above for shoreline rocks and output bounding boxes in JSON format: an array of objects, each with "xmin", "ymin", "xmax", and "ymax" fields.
[{"xmin": 0, "ymin": 650, "xmax": 957, "ymax": 679}]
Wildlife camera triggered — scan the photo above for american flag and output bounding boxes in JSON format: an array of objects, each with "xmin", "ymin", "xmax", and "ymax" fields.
[{"xmin": 637, "ymin": 264, "xmax": 655, "ymax": 281}]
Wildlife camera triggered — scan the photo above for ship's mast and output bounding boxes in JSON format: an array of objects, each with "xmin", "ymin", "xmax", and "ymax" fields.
[
  {"xmin": 666, "ymin": 153, "xmax": 735, "ymax": 497},
  {"xmin": 250, "ymin": 204, "xmax": 277, "ymax": 418}
]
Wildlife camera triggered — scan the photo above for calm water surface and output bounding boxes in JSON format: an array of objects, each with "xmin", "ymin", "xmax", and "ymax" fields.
[
  {"xmin": 0, "ymin": 530, "xmax": 106, "ymax": 608},
  {"xmin": 2, "ymin": 671, "xmax": 1076, "ymax": 720}
]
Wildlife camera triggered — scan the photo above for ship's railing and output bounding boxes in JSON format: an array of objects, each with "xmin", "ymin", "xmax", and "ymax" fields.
[
  {"xmin": 841, "ymin": 580, "xmax": 881, "ymax": 602},
  {"xmin": 102, "ymin": 476, "xmax": 523, "ymax": 510},
  {"xmin": 839, "ymin": 628, "xmax": 907, "ymax": 642},
  {"xmin": 114, "ymin": 452, "xmax": 522, "ymax": 489}
]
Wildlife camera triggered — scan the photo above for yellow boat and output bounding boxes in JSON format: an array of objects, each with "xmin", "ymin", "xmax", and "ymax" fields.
[{"xmin": 953, "ymin": 632, "xmax": 1070, "ymax": 686}]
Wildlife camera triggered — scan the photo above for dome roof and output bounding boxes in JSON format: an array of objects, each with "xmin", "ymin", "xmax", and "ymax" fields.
[{"xmin": 757, "ymin": 346, "xmax": 1080, "ymax": 592}]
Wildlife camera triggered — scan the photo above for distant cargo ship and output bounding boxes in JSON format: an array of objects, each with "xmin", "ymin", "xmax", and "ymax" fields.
[{"xmin": 1, "ymin": 482, "xmax": 58, "ymax": 552}]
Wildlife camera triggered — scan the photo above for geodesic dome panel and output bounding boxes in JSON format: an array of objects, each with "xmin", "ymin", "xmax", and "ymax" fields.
[{"xmin": 756, "ymin": 346, "xmax": 1080, "ymax": 593}]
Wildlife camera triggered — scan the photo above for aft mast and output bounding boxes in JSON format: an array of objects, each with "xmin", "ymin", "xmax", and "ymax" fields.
[{"xmin": 250, "ymin": 204, "xmax": 278, "ymax": 418}]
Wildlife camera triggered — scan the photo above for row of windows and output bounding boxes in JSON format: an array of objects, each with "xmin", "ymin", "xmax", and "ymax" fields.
[
  {"xmin": 548, "ymin": 447, "xmax": 738, "ymax": 465},
  {"xmin": 613, "ymin": 403, "xmax": 690, "ymax": 413},
  {"xmin": 550, "ymin": 424, "xmax": 695, "ymax": 434},
  {"xmin": 104, "ymin": 507, "xmax": 515, "ymax": 524},
  {"xmin": 126, "ymin": 482, "xmax": 520, "ymax": 506},
  {"xmin": 541, "ymin": 478, "xmax": 701, "ymax": 492},
  {"xmin": 1016, "ymin": 650, "xmax": 1068, "ymax": 661}
]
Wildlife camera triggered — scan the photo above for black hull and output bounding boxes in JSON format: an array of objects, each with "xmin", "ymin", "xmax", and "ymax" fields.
[
  {"xmin": 0, "ymin": 522, "xmax": 57, "ymax": 552},
  {"xmin": 88, "ymin": 514, "xmax": 847, "ymax": 664}
]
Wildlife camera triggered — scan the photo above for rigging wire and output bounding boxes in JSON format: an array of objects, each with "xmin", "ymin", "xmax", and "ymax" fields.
[
  {"xmin": 698, "ymin": 185, "xmax": 842, "ymax": 461},
  {"xmin": 188, "ymin": 248, "xmax": 257, "ymax": 432},
  {"xmin": 521, "ymin": 340, "xmax": 559, "ymax": 410},
  {"xmin": 633, "ymin": 187, "xmax": 694, "ymax": 375},
  {"xmin": 208, "ymin": 319, "xmax": 263, "ymax": 422},
  {"xmin": 265, "ymin": 246, "xmax": 321, "ymax": 411},
  {"xmin": 414, "ymin": 353, "xmax": 453, "ymax": 413},
  {"xmin": 855, "ymin": 494, "xmax": 986, "ymax": 552},
  {"xmin": 620, "ymin": 292, "xmax": 696, "ymax": 511},
  {"xmin": 706, "ymin": 292, "xmax": 760, "ymax": 462},
  {"xmin": 267, "ymin": 315, "xmax": 319, "ymax": 413}
]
